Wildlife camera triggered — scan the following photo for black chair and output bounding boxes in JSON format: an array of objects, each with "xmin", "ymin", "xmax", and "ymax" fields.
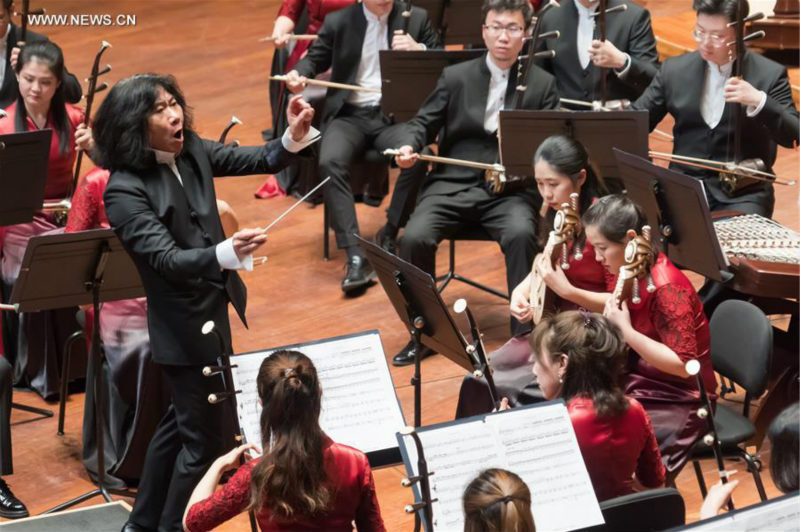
[
  {"xmin": 436, "ymin": 225, "xmax": 509, "ymax": 301},
  {"xmin": 690, "ymin": 299, "xmax": 772, "ymax": 501},
  {"xmin": 57, "ymin": 309, "xmax": 88, "ymax": 435},
  {"xmin": 322, "ymin": 148, "xmax": 390, "ymax": 260},
  {"xmin": 575, "ymin": 488, "xmax": 685, "ymax": 532}
]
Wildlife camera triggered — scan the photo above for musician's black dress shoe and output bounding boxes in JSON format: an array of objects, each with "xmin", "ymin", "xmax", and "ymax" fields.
[
  {"xmin": 373, "ymin": 226, "xmax": 398, "ymax": 255},
  {"xmin": 342, "ymin": 256, "xmax": 376, "ymax": 294},
  {"xmin": 120, "ymin": 521, "xmax": 151, "ymax": 532},
  {"xmin": 0, "ymin": 478, "xmax": 29, "ymax": 519},
  {"xmin": 392, "ymin": 340, "xmax": 435, "ymax": 367}
]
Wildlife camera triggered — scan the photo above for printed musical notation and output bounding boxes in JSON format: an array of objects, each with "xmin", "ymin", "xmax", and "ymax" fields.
[
  {"xmin": 400, "ymin": 402, "xmax": 603, "ymax": 532},
  {"xmin": 677, "ymin": 493, "xmax": 800, "ymax": 532},
  {"xmin": 231, "ymin": 331, "xmax": 405, "ymax": 456}
]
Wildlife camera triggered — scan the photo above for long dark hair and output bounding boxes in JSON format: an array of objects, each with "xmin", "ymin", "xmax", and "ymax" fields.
[
  {"xmin": 534, "ymin": 135, "xmax": 606, "ymax": 245},
  {"xmin": 530, "ymin": 311, "xmax": 629, "ymax": 417},
  {"xmin": 463, "ymin": 468, "xmax": 535, "ymax": 532},
  {"xmin": 582, "ymin": 194, "xmax": 648, "ymax": 244},
  {"xmin": 767, "ymin": 402, "xmax": 799, "ymax": 493},
  {"xmin": 14, "ymin": 41, "xmax": 71, "ymax": 155},
  {"xmin": 248, "ymin": 350, "xmax": 330, "ymax": 518},
  {"xmin": 92, "ymin": 73, "xmax": 194, "ymax": 172}
]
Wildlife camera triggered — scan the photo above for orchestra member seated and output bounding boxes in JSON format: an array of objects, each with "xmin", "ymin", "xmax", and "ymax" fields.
[
  {"xmin": 282, "ymin": 0, "xmax": 440, "ymax": 295},
  {"xmin": 633, "ymin": 0, "xmax": 799, "ymax": 218},
  {"xmin": 507, "ymin": 311, "xmax": 665, "ymax": 501},
  {"xmin": 463, "ymin": 468, "xmax": 535, "ymax": 532},
  {"xmin": 0, "ymin": 41, "xmax": 92, "ymax": 399},
  {"xmin": 390, "ymin": 0, "xmax": 560, "ymax": 366},
  {"xmin": 456, "ymin": 134, "xmax": 610, "ymax": 416},
  {"xmin": 700, "ymin": 402, "xmax": 799, "ymax": 517},
  {"xmin": 534, "ymin": 0, "xmax": 659, "ymax": 106},
  {"xmin": 584, "ymin": 195, "xmax": 717, "ymax": 484},
  {"xmin": 183, "ymin": 350, "xmax": 385, "ymax": 532}
]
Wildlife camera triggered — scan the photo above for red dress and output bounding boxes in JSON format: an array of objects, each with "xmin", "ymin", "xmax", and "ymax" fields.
[
  {"xmin": 278, "ymin": 0, "xmax": 355, "ymax": 70},
  {"xmin": 607, "ymin": 253, "xmax": 717, "ymax": 480},
  {"xmin": 0, "ymin": 102, "xmax": 84, "ymax": 398},
  {"xmin": 557, "ymin": 237, "xmax": 614, "ymax": 310},
  {"xmin": 184, "ymin": 438, "xmax": 386, "ymax": 532},
  {"xmin": 569, "ymin": 396, "xmax": 665, "ymax": 501}
]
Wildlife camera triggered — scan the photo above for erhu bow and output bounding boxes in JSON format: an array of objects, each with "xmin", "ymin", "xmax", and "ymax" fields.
[
  {"xmin": 529, "ymin": 192, "xmax": 582, "ymax": 323},
  {"xmin": 611, "ymin": 225, "xmax": 656, "ymax": 309},
  {"xmin": 42, "ymin": 41, "xmax": 111, "ymax": 226}
]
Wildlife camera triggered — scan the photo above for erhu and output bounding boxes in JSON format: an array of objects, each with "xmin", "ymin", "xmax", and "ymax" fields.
[
  {"xmin": 42, "ymin": 41, "xmax": 111, "ymax": 225},
  {"xmin": 611, "ymin": 225, "xmax": 657, "ymax": 309},
  {"xmin": 484, "ymin": 0, "xmax": 561, "ymax": 195},
  {"xmin": 15, "ymin": 0, "xmax": 45, "ymax": 44},
  {"xmin": 559, "ymin": 0, "xmax": 630, "ymax": 111},
  {"xmin": 529, "ymin": 192, "xmax": 582, "ymax": 323}
]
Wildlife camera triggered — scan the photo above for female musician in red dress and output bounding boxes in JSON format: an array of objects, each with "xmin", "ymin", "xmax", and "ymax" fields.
[
  {"xmin": 583, "ymin": 194, "xmax": 717, "ymax": 483},
  {"xmin": 64, "ymin": 167, "xmax": 170, "ymax": 487},
  {"xmin": 0, "ymin": 41, "xmax": 91, "ymax": 398},
  {"xmin": 527, "ymin": 311, "xmax": 665, "ymax": 501},
  {"xmin": 456, "ymin": 135, "xmax": 610, "ymax": 417},
  {"xmin": 183, "ymin": 350, "xmax": 385, "ymax": 532}
]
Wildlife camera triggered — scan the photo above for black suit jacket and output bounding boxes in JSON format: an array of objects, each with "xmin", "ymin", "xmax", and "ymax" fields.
[
  {"xmin": 403, "ymin": 54, "xmax": 560, "ymax": 196},
  {"xmin": 104, "ymin": 132, "xmax": 297, "ymax": 366},
  {"xmin": 535, "ymin": 0, "xmax": 658, "ymax": 103},
  {"xmin": 293, "ymin": 2, "xmax": 441, "ymax": 126},
  {"xmin": 1, "ymin": 24, "xmax": 82, "ymax": 109},
  {"xmin": 633, "ymin": 50, "xmax": 799, "ymax": 206}
]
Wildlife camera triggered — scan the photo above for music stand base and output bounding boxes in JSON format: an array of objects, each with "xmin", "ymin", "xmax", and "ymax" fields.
[
  {"xmin": 42, "ymin": 486, "xmax": 113, "ymax": 514},
  {"xmin": 11, "ymin": 402, "xmax": 54, "ymax": 419},
  {"xmin": 436, "ymin": 271, "xmax": 508, "ymax": 300}
]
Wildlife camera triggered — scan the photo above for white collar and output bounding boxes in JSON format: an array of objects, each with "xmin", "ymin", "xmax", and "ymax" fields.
[
  {"xmin": 706, "ymin": 59, "xmax": 734, "ymax": 77},
  {"xmin": 575, "ymin": 0, "xmax": 598, "ymax": 18},
  {"xmin": 362, "ymin": 4, "xmax": 389, "ymax": 25},
  {"xmin": 485, "ymin": 54, "xmax": 511, "ymax": 81},
  {"xmin": 152, "ymin": 148, "xmax": 177, "ymax": 165}
]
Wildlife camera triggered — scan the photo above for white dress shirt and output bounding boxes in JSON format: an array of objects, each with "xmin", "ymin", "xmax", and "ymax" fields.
[
  {"xmin": 153, "ymin": 126, "xmax": 320, "ymax": 271},
  {"xmin": 0, "ymin": 24, "xmax": 11, "ymax": 90},
  {"xmin": 575, "ymin": 0, "xmax": 595, "ymax": 70},
  {"xmin": 484, "ymin": 55, "xmax": 511, "ymax": 134},
  {"xmin": 701, "ymin": 59, "xmax": 767, "ymax": 128},
  {"xmin": 346, "ymin": 5, "xmax": 388, "ymax": 107}
]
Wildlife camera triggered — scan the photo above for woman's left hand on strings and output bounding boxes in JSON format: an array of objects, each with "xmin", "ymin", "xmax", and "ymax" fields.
[{"xmin": 75, "ymin": 123, "xmax": 95, "ymax": 152}]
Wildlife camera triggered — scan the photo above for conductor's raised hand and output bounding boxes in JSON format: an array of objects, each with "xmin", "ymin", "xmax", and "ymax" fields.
[
  {"xmin": 232, "ymin": 228, "xmax": 267, "ymax": 262},
  {"xmin": 283, "ymin": 70, "xmax": 307, "ymax": 94},
  {"xmin": 394, "ymin": 145, "xmax": 419, "ymax": 168},
  {"xmin": 286, "ymin": 94, "xmax": 314, "ymax": 141}
]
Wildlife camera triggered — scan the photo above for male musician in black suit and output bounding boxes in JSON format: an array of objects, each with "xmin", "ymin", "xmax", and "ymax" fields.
[
  {"xmin": 93, "ymin": 75, "xmax": 317, "ymax": 532},
  {"xmin": 534, "ymin": 0, "xmax": 659, "ymax": 105},
  {"xmin": 389, "ymin": 0, "xmax": 559, "ymax": 365},
  {"xmin": 283, "ymin": 0, "xmax": 440, "ymax": 295},
  {"xmin": 0, "ymin": 0, "xmax": 81, "ymax": 108},
  {"xmin": 633, "ymin": 0, "xmax": 799, "ymax": 217}
]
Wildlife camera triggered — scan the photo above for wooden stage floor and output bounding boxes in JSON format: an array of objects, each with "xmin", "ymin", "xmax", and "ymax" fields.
[{"xmin": 2, "ymin": 1, "xmax": 796, "ymax": 530}]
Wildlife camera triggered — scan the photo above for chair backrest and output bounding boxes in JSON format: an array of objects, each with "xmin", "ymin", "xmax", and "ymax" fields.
[
  {"xmin": 709, "ymin": 300, "xmax": 773, "ymax": 397},
  {"xmin": 574, "ymin": 488, "xmax": 686, "ymax": 532}
]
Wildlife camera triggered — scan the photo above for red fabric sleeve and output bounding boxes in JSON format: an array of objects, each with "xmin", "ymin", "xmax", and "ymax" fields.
[
  {"xmin": 633, "ymin": 401, "xmax": 666, "ymax": 487},
  {"xmin": 278, "ymin": 0, "xmax": 306, "ymax": 22},
  {"xmin": 354, "ymin": 457, "xmax": 386, "ymax": 532},
  {"xmin": 184, "ymin": 462, "xmax": 254, "ymax": 532},
  {"xmin": 651, "ymin": 284, "xmax": 700, "ymax": 363},
  {"xmin": 65, "ymin": 177, "xmax": 99, "ymax": 233}
]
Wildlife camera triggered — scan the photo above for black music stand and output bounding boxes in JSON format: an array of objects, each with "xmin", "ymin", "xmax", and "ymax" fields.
[
  {"xmin": 441, "ymin": 0, "xmax": 484, "ymax": 45},
  {"xmin": 498, "ymin": 109, "xmax": 650, "ymax": 189},
  {"xmin": 380, "ymin": 49, "xmax": 485, "ymax": 123},
  {"xmin": 0, "ymin": 129, "xmax": 57, "ymax": 419},
  {"xmin": 9, "ymin": 230, "xmax": 146, "ymax": 513},
  {"xmin": 612, "ymin": 148, "xmax": 730, "ymax": 282},
  {"xmin": 359, "ymin": 237, "xmax": 497, "ymax": 427}
]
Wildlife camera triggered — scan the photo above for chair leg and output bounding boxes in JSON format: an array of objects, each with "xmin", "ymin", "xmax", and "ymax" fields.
[
  {"xmin": 323, "ymin": 200, "xmax": 330, "ymax": 261},
  {"xmin": 740, "ymin": 449, "xmax": 768, "ymax": 501},
  {"xmin": 693, "ymin": 459, "xmax": 709, "ymax": 498}
]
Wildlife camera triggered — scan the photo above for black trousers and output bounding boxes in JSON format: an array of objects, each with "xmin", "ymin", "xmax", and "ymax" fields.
[
  {"xmin": 400, "ymin": 186, "xmax": 540, "ymax": 336},
  {"xmin": 0, "ymin": 356, "xmax": 12, "ymax": 476},
  {"xmin": 319, "ymin": 104, "xmax": 420, "ymax": 250},
  {"xmin": 129, "ymin": 363, "xmax": 231, "ymax": 532}
]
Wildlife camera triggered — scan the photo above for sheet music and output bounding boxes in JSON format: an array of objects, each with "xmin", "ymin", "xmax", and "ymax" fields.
[
  {"xmin": 400, "ymin": 401, "xmax": 603, "ymax": 532},
  {"xmin": 230, "ymin": 331, "xmax": 405, "ymax": 456},
  {"xmin": 677, "ymin": 493, "xmax": 800, "ymax": 532}
]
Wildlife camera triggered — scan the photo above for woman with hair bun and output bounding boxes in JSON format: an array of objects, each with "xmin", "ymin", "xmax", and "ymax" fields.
[
  {"xmin": 463, "ymin": 468, "xmax": 535, "ymax": 532},
  {"xmin": 183, "ymin": 350, "xmax": 386, "ymax": 532}
]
